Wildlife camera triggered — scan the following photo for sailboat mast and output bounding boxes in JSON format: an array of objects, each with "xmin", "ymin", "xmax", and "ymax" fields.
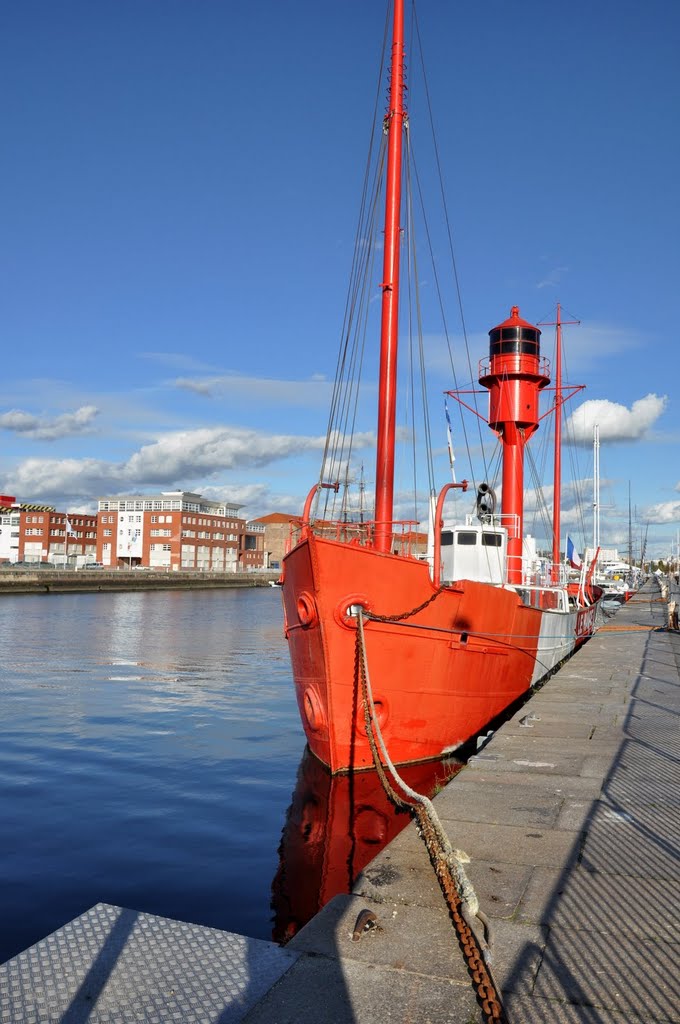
[
  {"xmin": 552, "ymin": 303, "xmax": 563, "ymax": 572},
  {"xmin": 593, "ymin": 423, "xmax": 600, "ymax": 556},
  {"xmin": 374, "ymin": 0, "xmax": 406, "ymax": 554}
]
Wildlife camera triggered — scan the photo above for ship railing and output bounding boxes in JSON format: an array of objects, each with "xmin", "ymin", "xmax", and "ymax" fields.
[
  {"xmin": 464, "ymin": 511, "xmax": 520, "ymax": 538},
  {"xmin": 478, "ymin": 355, "xmax": 551, "ymax": 379},
  {"xmin": 523, "ymin": 562, "xmax": 569, "ymax": 588},
  {"xmin": 288, "ymin": 517, "xmax": 424, "ymax": 557}
]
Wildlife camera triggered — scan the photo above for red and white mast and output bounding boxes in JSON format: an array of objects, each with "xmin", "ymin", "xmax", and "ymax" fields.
[{"xmin": 373, "ymin": 0, "xmax": 407, "ymax": 554}]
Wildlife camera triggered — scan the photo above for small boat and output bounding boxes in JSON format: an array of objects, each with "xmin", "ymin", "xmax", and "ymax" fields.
[{"xmin": 281, "ymin": 1, "xmax": 601, "ymax": 774}]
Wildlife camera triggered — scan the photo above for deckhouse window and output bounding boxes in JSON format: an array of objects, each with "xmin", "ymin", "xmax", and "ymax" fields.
[
  {"xmin": 482, "ymin": 533, "xmax": 502, "ymax": 547},
  {"xmin": 457, "ymin": 532, "xmax": 477, "ymax": 546}
]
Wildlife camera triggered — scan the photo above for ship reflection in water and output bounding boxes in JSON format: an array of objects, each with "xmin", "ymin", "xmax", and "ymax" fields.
[{"xmin": 271, "ymin": 748, "xmax": 462, "ymax": 943}]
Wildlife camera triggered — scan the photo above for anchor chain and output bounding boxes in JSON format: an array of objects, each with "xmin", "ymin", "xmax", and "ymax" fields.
[
  {"xmin": 354, "ymin": 612, "xmax": 508, "ymax": 1024},
  {"xmin": 362, "ymin": 585, "xmax": 445, "ymax": 623}
]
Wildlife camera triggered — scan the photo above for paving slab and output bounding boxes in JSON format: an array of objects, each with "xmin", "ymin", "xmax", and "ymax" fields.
[
  {"xmin": 456, "ymin": 768, "xmax": 603, "ymax": 800},
  {"xmin": 515, "ymin": 865, "xmax": 678, "ymax": 938},
  {"xmin": 288, "ymin": 893, "xmax": 547, "ymax": 997},
  {"xmin": 600, "ymin": 746, "xmax": 680, "ymax": 807},
  {"xmin": 353, "ymin": 845, "xmax": 532, "ymax": 919},
  {"xmin": 468, "ymin": 748, "xmax": 596, "ymax": 776},
  {"xmin": 502, "ymin": 994, "xmax": 677, "ymax": 1024},
  {"xmin": 386, "ymin": 817, "xmax": 582, "ymax": 870},
  {"xmin": 241, "ymin": 955, "xmax": 484, "ymax": 1024},
  {"xmin": 580, "ymin": 802, "xmax": 680, "ymax": 879},
  {"xmin": 429, "ymin": 778, "xmax": 566, "ymax": 828},
  {"xmin": 533, "ymin": 928, "xmax": 680, "ymax": 1022}
]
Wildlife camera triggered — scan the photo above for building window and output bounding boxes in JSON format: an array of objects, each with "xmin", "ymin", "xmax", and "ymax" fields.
[{"xmin": 104, "ymin": 529, "xmax": 111, "ymax": 537}]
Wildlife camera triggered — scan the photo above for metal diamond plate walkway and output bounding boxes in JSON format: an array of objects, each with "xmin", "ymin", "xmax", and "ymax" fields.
[{"xmin": 0, "ymin": 903, "xmax": 298, "ymax": 1023}]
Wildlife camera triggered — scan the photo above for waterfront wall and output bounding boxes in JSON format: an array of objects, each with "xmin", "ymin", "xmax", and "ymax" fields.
[{"xmin": 0, "ymin": 569, "xmax": 280, "ymax": 595}]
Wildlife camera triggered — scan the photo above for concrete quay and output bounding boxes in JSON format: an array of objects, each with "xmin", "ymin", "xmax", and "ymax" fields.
[
  {"xmin": 1, "ymin": 581, "xmax": 678, "ymax": 1023},
  {"xmin": 0, "ymin": 569, "xmax": 279, "ymax": 595}
]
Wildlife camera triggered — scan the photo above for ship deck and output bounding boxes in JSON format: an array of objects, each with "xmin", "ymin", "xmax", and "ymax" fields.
[{"xmin": 1, "ymin": 578, "xmax": 678, "ymax": 1023}]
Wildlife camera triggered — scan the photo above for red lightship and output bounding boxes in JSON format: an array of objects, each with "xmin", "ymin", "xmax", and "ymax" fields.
[{"xmin": 281, "ymin": 1, "xmax": 600, "ymax": 774}]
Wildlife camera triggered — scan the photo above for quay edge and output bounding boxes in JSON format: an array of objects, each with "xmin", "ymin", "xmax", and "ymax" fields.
[{"xmin": 0, "ymin": 569, "xmax": 281, "ymax": 595}]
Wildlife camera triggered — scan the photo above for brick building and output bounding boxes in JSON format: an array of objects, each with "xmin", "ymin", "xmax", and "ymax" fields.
[
  {"xmin": 250, "ymin": 512, "xmax": 301, "ymax": 570},
  {"xmin": 0, "ymin": 495, "xmax": 97, "ymax": 565},
  {"xmin": 96, "ymin": 490, "xmax": 264, "ymax": 571}
]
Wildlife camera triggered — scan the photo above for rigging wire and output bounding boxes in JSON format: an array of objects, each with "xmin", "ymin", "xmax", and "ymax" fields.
[
  {"xmin": 411, "ymin": 0, "xmax": 491, "ymax": 489},
  {"xmin": 317, "ymin": 6, "xmax": 392, "ymax": 523}
]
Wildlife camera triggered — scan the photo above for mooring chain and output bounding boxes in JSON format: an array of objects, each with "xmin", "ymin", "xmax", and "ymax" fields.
[
  {"xmin": 362, "ymin": 585, "xmax": 446, "ymax": 623},
  {"xmin": 354, "ymin": 614, "xmax": 509, "ymax": 1024}
]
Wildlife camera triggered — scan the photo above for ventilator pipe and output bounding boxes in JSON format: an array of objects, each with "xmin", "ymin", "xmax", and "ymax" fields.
[
  {"xmin": 433, "ymin": 480, "xmax": 469, "ymax": 588},
  {"xmin": 301, "ymin": 481, "xmax": 339, "ymax": 536}
]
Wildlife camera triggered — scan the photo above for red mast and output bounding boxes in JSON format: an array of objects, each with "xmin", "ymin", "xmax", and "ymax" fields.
[
  {"xmin": 479, "ymin": 307, "xmax": 550, "ymax": 585},
  {"xmin": 373, "ymin": 0, "xmax": 406, "ymax": 554},
  {"xmin": 539, "ymin": 303, "xmax": 580, "ymax": 576},
  {"xmin": 553, "ymin": 303, "xmax": 563, "ymax": 573}
]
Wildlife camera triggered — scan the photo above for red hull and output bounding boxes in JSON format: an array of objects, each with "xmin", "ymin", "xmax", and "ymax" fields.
[
  {"xmin": 282, "ymin": 534, "xmax": 552, "ymax": 773},
  {"xmin": 271, "ymin": 751, "xmax": 459, "ymax": 942}
]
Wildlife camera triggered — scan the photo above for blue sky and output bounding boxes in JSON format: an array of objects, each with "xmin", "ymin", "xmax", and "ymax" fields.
[{"xmin": 1, "ymin": 0, "xmax": 678, "ymax": 558}]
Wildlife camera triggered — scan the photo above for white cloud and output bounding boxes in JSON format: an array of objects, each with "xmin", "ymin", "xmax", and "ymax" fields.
[
  {"xmin": 0, "ymin": 425, "xmax": 376, "ymax": 503},
  {"xmin": 199, "ymin": 482, "xmax": 304, "ymax": 519},
  {"xmin": 641, "ymin": 500, "xmax": 680, "ymax": 525},
  {"xmin": 536, "ymin": 266, "xmax": 569, "ymax": 290},
  {"xmin": 173, "ymin": 373, "xmax": 334, "ymax": 407},
  {"xmin": 565, "ymin": 394, "xmax": 667, "ymax": 445},
  {"xmin": 174, "ymin": 378, "xmax": 215, "ymax": 396},
  {"xmin": 0, "ymin": 405, "xmax": 99, "ymax": 441},
  {"xmin": 547, "ymin": 322, "xmax": 642, "ymax": 373}
]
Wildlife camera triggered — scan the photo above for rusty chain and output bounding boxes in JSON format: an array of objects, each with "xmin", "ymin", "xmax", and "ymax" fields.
[
  {"xmin": 354, "ymin": 621, "xmax": 509, "ymax": 1024},
  {"xmin": 361, "ymin": 585, "xmax": 445, "ymax": 623}
]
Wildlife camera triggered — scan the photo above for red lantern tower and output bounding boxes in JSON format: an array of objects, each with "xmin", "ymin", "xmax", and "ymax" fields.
[{"xmin": 479, "ymin": 307, "xmax": 550, "ymax": 584}]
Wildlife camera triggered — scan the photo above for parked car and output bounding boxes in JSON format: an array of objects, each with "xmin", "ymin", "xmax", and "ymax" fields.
[
  {"xmin": 6, "ymin": 560, "xmax": 52, "ymax": 568},
  {"xmin": 83, "ymin": 562, "xmax": 104, "ymax": 570}
]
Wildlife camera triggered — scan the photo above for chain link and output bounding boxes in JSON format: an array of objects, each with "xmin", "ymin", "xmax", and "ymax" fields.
[{"xmin": 363, "ymin": 585, "xmax": 446, "ymax": 623}]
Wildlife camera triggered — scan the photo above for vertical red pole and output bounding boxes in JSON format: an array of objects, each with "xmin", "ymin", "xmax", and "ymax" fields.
[
  {"xmin": 502, "ymin": 429, "xmax": 525, "ymax": 584},
  {"xmin": 552, "ymin": 303, "xmax": 563, "ymax": 577},
  {"xmin": 374, "ymin": 0, "xmax": 406, "ymax": 554}
]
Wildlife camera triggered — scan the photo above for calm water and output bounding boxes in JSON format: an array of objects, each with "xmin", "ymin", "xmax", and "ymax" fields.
[{"xmin": 0, "ymin": 587, "xmax": 306, "ymax": 963}]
